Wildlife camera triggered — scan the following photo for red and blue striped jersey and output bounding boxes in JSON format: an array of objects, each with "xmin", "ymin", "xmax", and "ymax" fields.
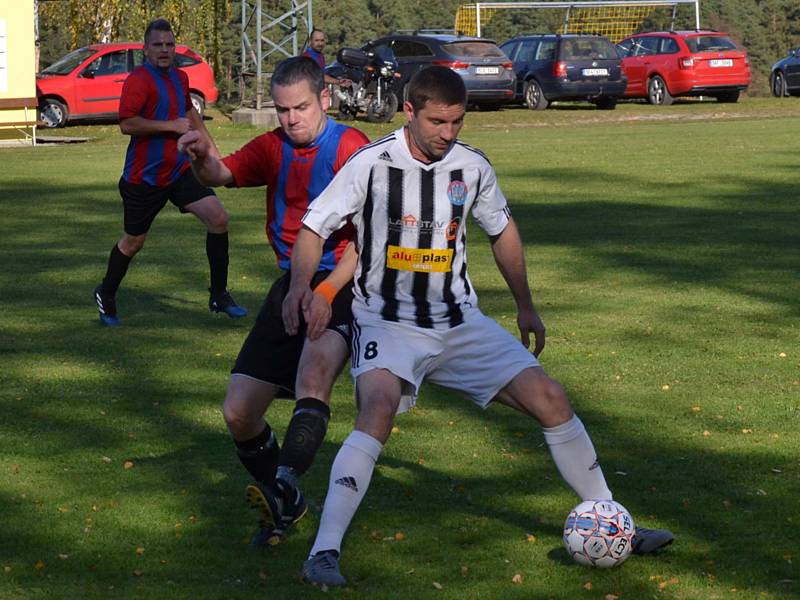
[
  {"xmin": 303, "ymin": 48, "xmax": 325, "ymax": 69},
  {"xmin": 222, "ymin": 117, "xmax": 368, "ymax": 271},
  {"xmin": 119, "ymin": 63, "xmax": 192, "ymax": 187}
]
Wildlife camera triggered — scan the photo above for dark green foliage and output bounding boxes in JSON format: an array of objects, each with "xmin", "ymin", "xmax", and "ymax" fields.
[{"xmin": 37, "ymin": 1, "xmax": 800, "ymax": 101}]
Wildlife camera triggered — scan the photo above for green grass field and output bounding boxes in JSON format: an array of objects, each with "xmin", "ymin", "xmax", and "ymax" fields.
[{"xmin": 1, "ymin": 98, "xmax": 798, "ymax": 599}]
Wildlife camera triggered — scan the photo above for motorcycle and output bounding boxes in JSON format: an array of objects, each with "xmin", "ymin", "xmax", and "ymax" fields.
[{"xmin": 326, "ymin": 48, "xmax": 401, "ymax": 123}]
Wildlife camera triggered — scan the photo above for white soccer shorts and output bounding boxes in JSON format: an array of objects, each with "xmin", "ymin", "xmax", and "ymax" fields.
[{"xmin": 350, "ymin": 309, "xmax": 539, "ymax": 413}]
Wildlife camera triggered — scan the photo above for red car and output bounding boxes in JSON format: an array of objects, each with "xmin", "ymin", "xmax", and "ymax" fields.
[
  {"xmin": 616, "ymin": 31, "xmax": 751, "ymax": 105},
  {"xmin": 36, "ymin": 42, "xmax": 218, "ymax": 128}
]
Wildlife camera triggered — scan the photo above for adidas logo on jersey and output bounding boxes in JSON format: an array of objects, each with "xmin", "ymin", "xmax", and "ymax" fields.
[
  {"xmin": 377, "ymin": 150, "xmax": 392, "ymax": 162},
  {"xmin": 334, "ymin": 476, "xmax": 359, "ymax": 492}
]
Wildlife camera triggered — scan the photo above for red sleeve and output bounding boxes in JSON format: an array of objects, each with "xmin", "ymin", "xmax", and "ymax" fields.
[
  {"xmin": 178, "ymin": 69, "xmax": 192, "ymax": 112},
  {"xmin": 222, "ymin": 130, "xmax": 281, "ymax": 187},
  {"xmin": 334, "ymin": 127, "xmax": 370, "ymax": 171},
  {"xmin": 119, "ymin": 68, "xmax": 150, "ymax": 120}
]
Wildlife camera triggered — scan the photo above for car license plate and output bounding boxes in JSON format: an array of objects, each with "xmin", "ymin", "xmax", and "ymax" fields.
[
  {"xmin": 582, "ymin": 68, "xmax": 608, "ymax": 76},
  {"xmin": 709, "ymin": 59, "xmax": 733, "ymax": 67},
  {"xmin": 476, "ymin": 66, "xmax": 499, "ymax": 75}
]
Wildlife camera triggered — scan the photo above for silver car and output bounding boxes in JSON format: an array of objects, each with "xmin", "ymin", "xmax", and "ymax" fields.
[{"xmin": 361, "ymin": 33, "xmax": 515, "ymax": 108}]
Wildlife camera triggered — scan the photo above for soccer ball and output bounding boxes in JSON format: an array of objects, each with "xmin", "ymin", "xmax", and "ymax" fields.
[{"xmin": 563, "ymin": 499, "xmax": 635, "ymax": 568}]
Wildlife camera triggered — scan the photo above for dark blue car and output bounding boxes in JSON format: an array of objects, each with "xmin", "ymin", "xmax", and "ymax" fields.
[
  {"xmin": 770, "ymin": 48, "xmax": 800, "ymax": 97},
  {"xmin": 499, "ymin": 34, "xmax": 627, "ymax": 110}
]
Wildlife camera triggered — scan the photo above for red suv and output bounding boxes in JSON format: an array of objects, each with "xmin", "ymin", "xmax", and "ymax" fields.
[
  {"xmin": 616, "ymin": 31, "xmax": 751, "ymax": 105},
  {"xmin": 37, "ymin": 42, "xmax": 218, "ymax": 128}
]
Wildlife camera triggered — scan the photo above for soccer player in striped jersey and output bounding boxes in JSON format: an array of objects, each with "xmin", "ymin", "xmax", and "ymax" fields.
[
  {"xmin": 178, "ymin": 56, "xmax": 369, "ymax": 547},
  {"xmin": 286, "ymin": 66, "xmax": 674, "ymax": 587},
  {"xmin": 93, "ymin": 19, "xmax": 245, "ymax": 327}
]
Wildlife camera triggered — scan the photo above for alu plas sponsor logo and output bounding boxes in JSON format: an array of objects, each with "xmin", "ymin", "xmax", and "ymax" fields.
[{"xmin": 386, "ymin": 245, "xmax": 454, "ymax": 272}]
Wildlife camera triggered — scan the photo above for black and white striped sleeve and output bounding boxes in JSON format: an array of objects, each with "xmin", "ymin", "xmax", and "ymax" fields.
[
  {"xmin": 470, "ymin": 163, "xmax": 510, "ymax": 237},
  {"xmin": 302, "ymin": 160, "xmax": 369, "ymax": 239}
]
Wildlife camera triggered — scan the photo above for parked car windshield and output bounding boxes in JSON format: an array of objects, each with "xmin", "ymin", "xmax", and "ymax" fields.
[
  {"xmin": 442, "ymin": 41, "xmax": 505, "ymax": 58},
  {"xmin": 41, "ymin": 48, "xmax": 96, "ymax": 75},
  {"xmin": 561, "ymin": 38, "xmax": 618, "ymax": 60},
  {"xmin": 685, "ymin": 36, "xmax": 738, "ymax": 52}
]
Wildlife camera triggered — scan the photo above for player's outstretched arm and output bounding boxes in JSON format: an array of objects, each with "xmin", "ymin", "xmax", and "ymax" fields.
[
  {"xmin": 283, "ymin": 226, "xmax": 326, "ymax": 336},
  {"xmin": 177, "ymin": 130, "xmax": 233, "ymax": 187},
  {"xmin": 303, "ymin": 241, "xmax": 357, "ymax": 340},
  {"xmin": 489, "ymin": 218, "xmax": 546, "ymax": 357}
]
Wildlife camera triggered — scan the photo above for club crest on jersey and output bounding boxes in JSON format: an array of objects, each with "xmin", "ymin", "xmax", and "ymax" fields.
[
  {"xmin": 386, "ymin": 245, "xmax": 453, "ymax": 273},
  {"xmin": 447, "ymin": 180, "xmax": 468, "ymax": 206}
]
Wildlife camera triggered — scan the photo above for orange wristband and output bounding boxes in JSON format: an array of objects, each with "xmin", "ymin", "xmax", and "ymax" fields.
[{"xmin": 314, "ymin": 281, "xmax": 337, "ymax": 305}]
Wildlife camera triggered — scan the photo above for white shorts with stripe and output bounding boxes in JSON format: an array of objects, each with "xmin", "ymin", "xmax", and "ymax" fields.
[{"xmin": 350, "ymin": 309, "xmax": 539, "ymax": 413}]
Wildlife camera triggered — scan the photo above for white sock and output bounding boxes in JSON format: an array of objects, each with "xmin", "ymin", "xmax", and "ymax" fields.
[
  {"xmin": 542, "ymin": 415, "xmax": 613, "ymax": 501},
  {"xmin": 309, "ymin": 430, "xmax": 383, "ymax": 557}
]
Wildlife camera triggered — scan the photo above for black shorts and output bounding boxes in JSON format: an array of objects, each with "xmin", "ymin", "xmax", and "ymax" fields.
[
  {"xmin": 119, "ymin": 169, "xmax": 215, "ymax": 235},
  {"xmin": 231, "ymin": 270, "xmax": 354, "ymax": 398}
]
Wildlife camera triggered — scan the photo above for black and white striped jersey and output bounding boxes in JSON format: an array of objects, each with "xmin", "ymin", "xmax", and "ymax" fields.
[{"xmin": 302, "ymin": 127, "xmax": 511, "ymax": 329}]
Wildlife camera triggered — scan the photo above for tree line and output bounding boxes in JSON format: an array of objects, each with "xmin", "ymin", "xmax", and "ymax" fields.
[{"xmin": 38, "ymin": 0, "xmax": 800, "ymax": 99}]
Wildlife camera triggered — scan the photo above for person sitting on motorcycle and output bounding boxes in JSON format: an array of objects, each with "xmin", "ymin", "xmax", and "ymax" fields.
[{"xmin": 304, "ymin": 28, "xmax": 351, "ymax": 88}]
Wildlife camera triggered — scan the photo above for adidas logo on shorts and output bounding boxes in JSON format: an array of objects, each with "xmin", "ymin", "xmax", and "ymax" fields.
[{"xmin": 334, "ymin": 476, "xmax": 358, "ymax": 492}]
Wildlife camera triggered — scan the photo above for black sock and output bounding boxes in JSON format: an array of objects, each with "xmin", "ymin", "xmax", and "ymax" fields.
[
  {"xmin": 277, "ymin": 398, "xmax": 330, "ymax": 480},
  {"xmin": 102, "ymin": 245, "xmax": 133, "ymax": 296},
  {"xmin": 206, "ymin": 231, "xmax": 229, "ymax": 295},
  {"xmin": 234, "ymin": 424, "xmax": 279, "ymax": 483}
]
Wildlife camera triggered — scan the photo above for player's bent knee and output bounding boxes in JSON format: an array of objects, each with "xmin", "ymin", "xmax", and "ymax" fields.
[
  {"xmin": 120, "ymin": 235, "xmax": 145, "ymax": 255},
  {"xmin": 221, "ymin": 398, "xmax": 247, "ymax": 434},
  {"xmin": 222, "ymin": 391, "xmax": 264, "ymax": 437},
  {"xmin": 295, "ymin": 362, "xmax": 337, "ymax": 401},
  {"xmin": 536, "ymin": 377, "xmax": 573, "ymax": 424},
  {"xmin": 210, "ymin": 208, "xmax": 229, "ymax": 231},
  {"xmin": 355, "ymin": 395, "xmax": 400, "ymax": 443},
  {"xmin": 295, "ymin": 334, "xmax": 348, "ymax": 400}
]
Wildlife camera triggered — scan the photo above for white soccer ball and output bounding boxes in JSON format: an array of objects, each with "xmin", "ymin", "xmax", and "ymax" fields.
[{"xmin": 563, "ymin": 499, "xmax": 635, "ymax": 568}]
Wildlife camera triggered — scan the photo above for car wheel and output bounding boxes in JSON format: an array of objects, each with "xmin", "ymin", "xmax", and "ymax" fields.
[
  {"xmin": 715, "ymin": 90, "xmax": 740, "ymax": 103},
  {"xmin": 39, "ymin": 98, "xmax": 68, "ymax": 128},
  {"xmin": 771, "ymin": 71, "xmax": 786, "ymax": 98},
  {"xmin": 190, "ymin": 93, "xmax": 205, "ymax": 117},
  {"xmin": 647, "ymin": 76, "xmax": 673, "ymax": 106},
  {"xmin": 523, "ymin": 80, "xmax": 548, "ymax": 110},
  {"xmin": 596, "ymin": 96, "xmax": 617, "ymax": 110}
]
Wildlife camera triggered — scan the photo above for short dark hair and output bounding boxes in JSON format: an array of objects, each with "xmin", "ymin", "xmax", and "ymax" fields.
[
  {"xmin": 144, "ymin": 19, "xmax": 173, "ymax": 44},
  {"xmin": 271, "ymin": 56, "xmax": 325, "ymax": 95},
  {"xmin": 406, "ymin": 66, "xmax": 467, "ymax": 112},
  {"xmin": 309, "ymin": 28, "xmax": 325, "ymax": 38}
]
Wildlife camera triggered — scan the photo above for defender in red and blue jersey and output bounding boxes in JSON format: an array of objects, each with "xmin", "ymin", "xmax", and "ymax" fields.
[
  {"xmin": 178, "ymin": 56, "xmax": 369, "ymax": 548},
  {"xmin": 119, "ymin": 62, "xmax": 192, "ymax": 186},
  {"xmin": 221, "ymin": 118, "xmax": 365, "ymax": 272},
  {"xmin": 93, "ymin": 18, "xmax": 245, "ymax": 327}
]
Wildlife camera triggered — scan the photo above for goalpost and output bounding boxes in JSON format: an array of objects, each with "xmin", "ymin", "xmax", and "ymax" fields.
[{"xmin": 455, "ymin": 0, "xmax": 700, "ymax": 43}]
